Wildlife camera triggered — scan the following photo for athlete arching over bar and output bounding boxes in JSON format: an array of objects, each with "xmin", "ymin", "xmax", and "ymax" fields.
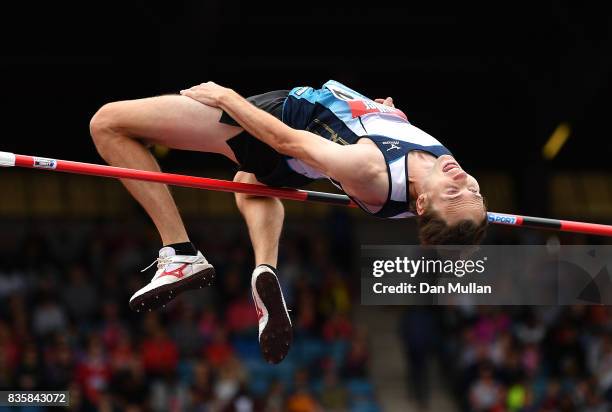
[{"xmin": 89, "ymin": 80, "xmax": 487, "ymax": 363}]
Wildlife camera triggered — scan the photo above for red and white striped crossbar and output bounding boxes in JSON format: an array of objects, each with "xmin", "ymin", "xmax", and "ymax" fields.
[{"xmin": 1, "ymin": 151, "xmax": 611, "ymax": 237}]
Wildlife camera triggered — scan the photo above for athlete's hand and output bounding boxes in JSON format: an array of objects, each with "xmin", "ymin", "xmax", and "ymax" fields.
[
  {"xmin": 375, "ymin": 97, "xmax": 394, "ymax": 107},
  {"xmin": 180, "ymin": 82, "xmax": 230, "ymax": 107}
]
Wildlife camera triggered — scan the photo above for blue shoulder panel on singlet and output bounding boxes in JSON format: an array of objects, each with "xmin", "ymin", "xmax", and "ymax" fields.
[{"xmin": 282, "ymin": 84, "xmax": 364, "ymax": 145}]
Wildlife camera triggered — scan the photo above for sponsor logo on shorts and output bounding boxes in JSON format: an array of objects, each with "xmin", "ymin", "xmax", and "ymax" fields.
[{"xmin": 33, "ymin": 157, "xmax": 57, "ymax": 169}]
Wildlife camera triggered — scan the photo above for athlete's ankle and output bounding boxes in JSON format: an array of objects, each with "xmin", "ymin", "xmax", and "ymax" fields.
[
  {"xmin": 256, "ymin": 263, "xmax": 277, "ymax": 273},
  {"xmin": 164, "ymin": 241, "xmax": 197, "ymax": 256}
]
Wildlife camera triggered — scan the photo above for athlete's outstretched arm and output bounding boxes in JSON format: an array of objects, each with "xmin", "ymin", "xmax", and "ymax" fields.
[{"xmin": 180, "ymin": 82, "xmax": 385, "ymax": 188}]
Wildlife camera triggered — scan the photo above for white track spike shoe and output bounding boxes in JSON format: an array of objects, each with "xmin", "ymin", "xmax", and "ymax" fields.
[
  {"xmin": 251, "ymin": 265, "xmax": 292, "ymax": 364},
  {"xmin": 129, "ymin": 247, "xmax": 215, "ymax": 312}
]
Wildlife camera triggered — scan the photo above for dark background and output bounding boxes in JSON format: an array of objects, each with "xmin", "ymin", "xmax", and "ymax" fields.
[
  {"xmin": 2, "ymin": 2, "xmax": 611, "ymax": 166},
  {"xmin": 2, "ymin": 2, "xmax": 611, "ymax": 220}
]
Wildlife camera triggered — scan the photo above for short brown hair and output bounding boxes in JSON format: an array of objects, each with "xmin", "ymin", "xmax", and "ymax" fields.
[{"xmin": 417, "ymin": 209, "xmax": 488, "ymax": 245}]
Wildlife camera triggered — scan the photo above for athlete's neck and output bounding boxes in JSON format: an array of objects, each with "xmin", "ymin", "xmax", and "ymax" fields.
[{"xmin": 407, "ymin": 150, "xmax": 437, "ymax": 200}]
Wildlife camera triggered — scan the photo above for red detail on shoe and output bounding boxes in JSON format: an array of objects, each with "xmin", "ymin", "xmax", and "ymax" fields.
[
  {"xmin": 158, "ymin": 263, "xmax": 188, "ymax": 279},
  {"xmin": 252, "ymin": 292, "xmax": 264, "ymax": 321},
  {"xmin": 255, "ymin": 304, "xmax": 263, "ymax": 321}
]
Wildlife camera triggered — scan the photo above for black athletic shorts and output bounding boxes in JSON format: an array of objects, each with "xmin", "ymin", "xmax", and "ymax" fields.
[{"xmin": 221, "ymin": 90, "xmax": 315, "ymax": 188}]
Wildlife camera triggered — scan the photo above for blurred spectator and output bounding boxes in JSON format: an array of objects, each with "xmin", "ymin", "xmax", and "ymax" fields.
[
  {"xmin": 261, "ymin": 380, "xmax": 286, "ymax": 412},
  {"xmin": 469, "ymin": 365, "xmax": 503, "ymax": 411},
  {"xmin": 286, "ymin": 370, "xmax": 321, "ymax": 412},
  {"xmin": 189, "ymin": 360, "xmax": 214, "ymax": 409},
  {"xmin": 0, "ymin": 269, "xmax": 26, "ymax": 298},
  {"xmin": 342, "ymin": 328, "xmax": 370, "ymax": 379},
  {"xmin": 318, "ymin": 267, "xmax": 351, "ymax": 317},
  {"xmin": 319, "ymin": 369, "xmax": 348, "ymax": 411},
  {"xmin": 141, "ymin": 324, "xmax": 179, "ymax": 377},
  {"xmin": 32, "ymin": 295, "xmax": 68, "ymax": 337},
  {"xmin": 399, "ymin": 308, "xmax": 437, "ymax": 408},
  {"xmin": 109, "ymin": 360, "xmax": 148, "ymax": 410},
  {"xmin": 521, "ymin": 343, "xmax": 541, "ymax": 378},
  {"xmin": 539, "ymin": 380, "xmax": 562, "ymax": 411},
  {"xmin": 170, "ymin": 303, "xmax": 203, "ymax": 358},
  {"xmin": 222, "ymin": 386, "xmax": 255, "ymax": 412},
  {"xmin": 150, "ymin": 373, "xmax": 189, "ymax": 412},
  {"xmin": 226, "ymin": 293, "xmax": 258, "ymax": 336},
  {"xmin": 44, "ymin": 334, "xmax": 75, "ymax": 389},
  {"xmin": 0, "ymin": 321, "xmax": 19, "ymax": 372},
  {"xmin": 497, "ymin": 348, "xmax": 524, "ymax": 386},
  {"xmin": 594, "ymin": 334, "xmax": 612, "ymax": 400},
  {"xmin": 198, "ymin": 307, "xmax": 219, "ymax": 344},
  {"xmin": 472, "ymin": 307, "xmax": 510, "ymax": 345},
  {"xmin": 294, "ymin": 284, "xmax": 318, "ymax": 336},
  {"xmin": 100, "ymin": 300, "xmax": 127, "ymax": 350},
  {"xmin": 0, "ymin": 346, "xmax": 14, "ymax": 389},
  {"xmin": 14, "ymin": 344, "xmax": 42, "ymax": 391},
  {"xmin": 62, "ymin": 265, "xmax": 99, "ymax": 322},
  {"xmin": 67, "ymin": 381, "xmax": 97, "ymax": 412},
  {"xmin": 506, "ymin": 379, "xmax": 528, "ymax": 412},
  {"xmin": 515, "ymin": 312, "xmax": 546, "ymax": 345},
  {"xmin": 110, "ymin": 330, "xmax": 136, "ymax": 372},
  {"xmin": 214, "ymin": 355, "xmax": 248, "ymax": 405},
  {"xmin": 75, "ymin": 335, "xmax": 111, "ymax": 405},
  {"xmin": 581, "ymin": 385, "xmax": 609, "ymax": 412},
  {"xmin": 205, "ymin": 328, "xmax": 234, "ymax": 368},
  {"xmin": 322, "ymin": 312, "xmax": 353, "ymax": 341}
]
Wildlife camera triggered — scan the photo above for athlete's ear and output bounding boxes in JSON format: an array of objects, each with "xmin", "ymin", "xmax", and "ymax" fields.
[{"xmin": 416, "ymin": 193, "xmax": 428, "ymax": 216}]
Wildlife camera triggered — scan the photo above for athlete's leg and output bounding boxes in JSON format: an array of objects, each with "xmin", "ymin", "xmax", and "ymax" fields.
[
  {"xmin": 233, "ymin": 171, "xmax": 284, "ymax": 266},
  {"xmin": 234, "ymin": 171, "xmax": 291, "ymax": 364},
  {"xmin": 89, "ymin": 95, "xmax": 241, "ymax": 245}
]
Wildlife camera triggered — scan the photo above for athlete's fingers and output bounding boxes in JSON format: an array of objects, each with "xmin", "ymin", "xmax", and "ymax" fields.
[
  {"xmin": 375, "ymin": 97, "xmax": 395, "ymax": 107},
  {"xmin": 188, "ymin": 82, "xmax": 211, "ymax": 91},
  {"xmin": 180, "ymin": 89, "xmax": 203, "ymax": 100},
  {"xmin": 180, "ymin": 88, "xmax": 220, "ymax": 108}
]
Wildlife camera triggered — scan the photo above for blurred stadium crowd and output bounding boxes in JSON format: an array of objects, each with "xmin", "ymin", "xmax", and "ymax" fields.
[
  {"xmin": 400, "ymin": 305, "xmax": 612, "ymax": 412},
  {"xmin": 1, "ymin": 217, "xmax": 611, "ymax": 412},
  {"xmin": 0, "ymin": 219, "xmax": 378, "ymax": 412}
]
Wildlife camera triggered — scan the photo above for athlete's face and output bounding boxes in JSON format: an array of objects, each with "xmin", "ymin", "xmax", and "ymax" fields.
[{"xmin": 417, "ymin": 155, "xmax": 486, "ymax": 225}]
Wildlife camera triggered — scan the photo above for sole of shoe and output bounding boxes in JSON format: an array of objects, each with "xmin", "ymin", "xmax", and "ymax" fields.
[
  {"xmin": 255, "ymin": 271, "xmax": 292, "ymax": 364},
  {"xmin": 129, "ymin": 266, "xmax": 215, "ymax": 312}
]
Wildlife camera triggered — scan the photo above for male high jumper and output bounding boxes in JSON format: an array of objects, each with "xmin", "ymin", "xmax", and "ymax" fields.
[{"xmin": 89, "ymin": 80, "xmax": 487, "ymax": 363}]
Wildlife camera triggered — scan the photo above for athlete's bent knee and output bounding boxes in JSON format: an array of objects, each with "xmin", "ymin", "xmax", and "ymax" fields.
[
  {"xmin": 90, "ymin": 102, "xmax": 136, "ymax": 157},
  {"xmin": 90, "ymin": 103, "xmax": 119, "ymax": 138},
  {"xmin": 233, "ymin": 171, "xmax": 255, "ymax": 184},
  {"xmin": 234, "ymin": 172, "xmax": 260, "ymax": 208}
]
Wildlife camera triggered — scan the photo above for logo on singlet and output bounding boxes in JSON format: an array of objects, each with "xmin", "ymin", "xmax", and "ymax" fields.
[
  {"xmin": 310, "ymin": 119, "xmax": 350, "ymax": 145},
  {"xmin": 382, "ymin": 140, "xmax": 401, "ymax": 151},
  {"xmin": 294, "ymin": 86, "xmax": 310, "ymax": 96}
]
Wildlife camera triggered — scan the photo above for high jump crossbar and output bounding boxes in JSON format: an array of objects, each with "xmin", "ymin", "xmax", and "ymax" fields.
[{"xmin": 1, "ymin": 151, "xmax": 611, "ymax": 237}]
